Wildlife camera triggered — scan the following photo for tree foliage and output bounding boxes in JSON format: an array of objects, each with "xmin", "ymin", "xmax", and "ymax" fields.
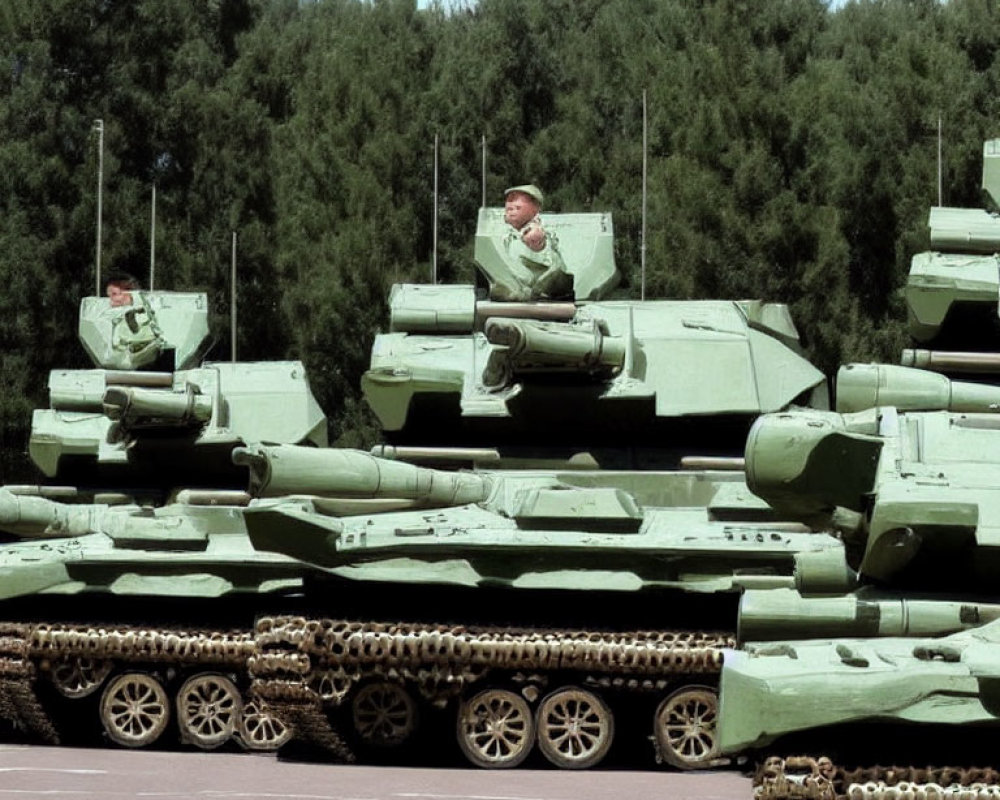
[{"xmin": 3, "ymin": 0, "xmax": 1000, "ymax": 479}]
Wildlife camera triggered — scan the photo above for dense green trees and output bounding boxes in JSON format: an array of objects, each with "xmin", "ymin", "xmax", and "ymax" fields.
[{"xmin": 2, "ymin": 0, "xmax": 1000, "ymax": 479}]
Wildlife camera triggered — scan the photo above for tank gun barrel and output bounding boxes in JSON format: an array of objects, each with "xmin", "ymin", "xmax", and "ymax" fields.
[
  {"xmin": 370, "ymin": 445, "xmax": 504, "ymax": 465},
  {"xmin": 50, "ymin": 370, "xmax": 174, "ymax": 413},
  {"xmin": 0, "ymin": 488, "xmax": 101, "ymax": 539},
  {"xmin": 680, "ymin": 456, "xmax": 746, "ymax": 471},
  {"xmin": 837, "ymin": 363, "xmax": 1000, "ymax": 413},
  {"xmin": 233, "ymin": 444, "xmax": 492, "ymax": 506},
  {"xmin": 475, "ymin": 301, "xmax": 576, "ymax": 325},
  {"xmin": 901, "ymin": 349, "xmax": 1000, "ymax": 375},
  {"xmin": 388, "ymin": 283, "xmax": 578, "ymax": 334},
  {"xmin": 103, "ymin": 371, "xmax": 175, "ymax": 387},
  {"xmin": 481, "ymin": 318, "xmax": 625, "ymax": 389},
  {"xmin": 738, "ymin": 588, "xmax": 1000, "ymax": 641},
  {"xmin": 102, "ymin": 385, "xmax": 213, "ymax": 427}
]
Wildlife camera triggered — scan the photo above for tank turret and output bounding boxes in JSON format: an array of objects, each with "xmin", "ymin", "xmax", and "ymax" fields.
[
  {"xmin": 363, "ymin": 207, "xmax": 827, "ymax": 468},
  {"xmin": 905, "ymin": 140, "xmax": 1000, "ymax": 344},
  {"xmin": 233, "ymin": 443, "xmax": 492, "ymax": 507},
  {"xmin": 29, "ymin": 291, "xmax": 327, "ymax": 493}
]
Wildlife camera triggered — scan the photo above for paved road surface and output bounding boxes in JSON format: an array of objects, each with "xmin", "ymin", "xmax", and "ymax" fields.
[{"xmin": 0, "ymin": 744, "xmax": 752, "ymax": 800}]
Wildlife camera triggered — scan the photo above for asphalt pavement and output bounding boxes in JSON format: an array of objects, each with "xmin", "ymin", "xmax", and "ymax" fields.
[{"xmin": 0, "ymin": 744, "xmax": 752, "ymax": 800}]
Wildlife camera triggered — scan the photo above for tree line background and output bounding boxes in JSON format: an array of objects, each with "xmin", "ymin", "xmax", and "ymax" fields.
[{"xmin": 1, "ymin": 0, "xmax": 999, "ymax": 481}]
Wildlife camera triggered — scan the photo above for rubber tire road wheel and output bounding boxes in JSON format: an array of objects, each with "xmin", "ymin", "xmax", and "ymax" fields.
[
  {"xmin": 653, "ymin": 684, "xmax": 720, "ymax": 770},
  {"xmin": 100, "ymin": 672, "xmax": 170, "ymax": 748},
  {"xmin": 457, "ymin": 688, "xmax": 535, "ymax": 769},
  {"xmin": 176, "ymin": 673, "xmax": 242, "ymax": 750},
  {"xmin": 535, "ymin": 686, "xmax": 613, "ymax": 770},
  {"xmin": 351, "ymin": 681, "xmax": 418, "ymax": 748}
]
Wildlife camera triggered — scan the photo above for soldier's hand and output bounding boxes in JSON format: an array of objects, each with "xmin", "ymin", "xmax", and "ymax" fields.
[{"xmin": 521, "ymin": 223, "xmax": 546, "ymax": 251}]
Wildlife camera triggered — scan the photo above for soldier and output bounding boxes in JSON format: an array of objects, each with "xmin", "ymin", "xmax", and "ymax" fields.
[
  {"xmin": 504, "ymin": 184, "xmax": 548, "ymax": 250},
  {"xmin": 105, "ymin": 274, "xmax": 140, "ymax": 307},
  {"xmin": 501, "ymin": 184, "xmax": 572, "ymax": 300}
]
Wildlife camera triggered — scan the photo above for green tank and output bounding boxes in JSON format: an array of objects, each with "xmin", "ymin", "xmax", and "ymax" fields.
[
  {"xmin": 214, "ymin": 441, "xmax": 854, "ymax": 771},
  {"xmin": 0, "ymin": 202, "xmax": 836, "ymax": 771},
  {"xmin": 0, "ymin": 288, "xmax": 329, "ymax": 754},
  {"xmin": 224, "ymin": 201, "xmax": 838, "ymax": 770},
  {"xmin": 0, "ymin": 444, "xmax": 850, "ymax": 768},
  {"xmin": 363, "ymin": 207, "xmax": 827, "ymax": 469},
  {"xmin": 716, "ymin": 305, "xmax": 1000, "ymax": 790},
  {"xmin": 718, "ymin": 403, "xmax": 1000, "ymax": 790},
  {"xmin": 29, "ymin": 290, "xmax": 326, "ymax": 494},
  {"xmin": 0, "ymin": 484, "xmax": 312, "ymax": 752},
  {"xmin": 708, "ymin": 141, "xmax": 1000, "ymax": 799}
]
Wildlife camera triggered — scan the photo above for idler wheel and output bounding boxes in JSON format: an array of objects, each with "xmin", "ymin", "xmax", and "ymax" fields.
[
  {"xmin": 237, "ymin": 698, "xmax": 293, "ymax": 752},
  {"xmin": 99, "ymin": 672, "xmax": 171, "ymax": 748},
  {"xmin": 535, "ymin": 686, "xmax": 613, "ymax": 769},
  {"xmin": 351, "ymin": 681, "xmax": 418, "ymax": 748},
  {"xmin": 456, "ymin": 688, "xmax": 535, "ymax": 769},
  {"xmin": 653, "ymin": 685, "xmax": 720, "ymax": 769},
  {"xmin": 176, "ymin": 673, "xmax": 242, "ymax": 750},
  {"xmin": 49, "ymin": 657, "xmax": 113, "ymax": 699}
]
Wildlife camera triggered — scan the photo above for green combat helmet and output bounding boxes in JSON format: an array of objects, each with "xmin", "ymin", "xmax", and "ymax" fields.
[
  {"xmin": 363, "ymin": 201, "xmax": 827, "ymax": 469},
  {"xmin": 29, "ymin": 290, "xmax": 326, "ymax": 494}
]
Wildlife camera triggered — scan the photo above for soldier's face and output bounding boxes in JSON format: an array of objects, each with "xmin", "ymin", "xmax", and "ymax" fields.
[
  {"xmin": 504, "ymin": 192, "xmax": 539, "ymax": 230},
  {"xmin": 107, "ymin": 284, "xmax": 133, "ymax": 307}
]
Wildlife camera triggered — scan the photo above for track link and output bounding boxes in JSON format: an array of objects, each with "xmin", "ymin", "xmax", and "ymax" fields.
[
  {"xmin": 249, "ymin": 615, "xmax": 735, "ymax": 757},
  {"xmin": 754, "ymin": 756, "xmax": 1000, "ymax": 800},
  {"xmin": 0, "ymin": 623, "xmax": 57, "ymax": 743},
  {"xmin": 0, "ymin": 621, "xmax": 253, "ymax": 744}
]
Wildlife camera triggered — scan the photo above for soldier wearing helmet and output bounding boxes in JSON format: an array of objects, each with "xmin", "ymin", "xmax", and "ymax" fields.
[{"xmin": 500, "ymin": 184, "xmax": 571, "ymax": 300}]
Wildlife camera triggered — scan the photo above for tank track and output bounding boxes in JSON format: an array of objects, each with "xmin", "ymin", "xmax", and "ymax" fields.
[
  {"xmin": 28, "ymin": 622, "xmax": 253, "ymax": 666},
  {"xmin": 0, "ymin": 620, "xmax": 252, "ymax": 744},
  {"xmin": 0, "ymin": 623, "xmax": 58, "ymax": 743},
  {"xmin": 754, "ymin": 756, "xmax": 1000, "ymax": 800},
  {"xmin": 249, "ymin": 614, "xmax": 735, "ymax": 758},
  {"xmin": 0, "ymin": 615, "xmax": 734, "ymax": 763}
]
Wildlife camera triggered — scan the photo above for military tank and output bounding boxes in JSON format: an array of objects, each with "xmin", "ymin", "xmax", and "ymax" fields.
[
  {"xmin": 0, "ymin": 284, "xmax": 330, "ymax": 754},
  {"xmin": 29, "ymin": 287, "xmax": 326, "ymax": 495},
  {"xmin": 223, "ymin": 193, "xmax": 843, "ymax": 771},
  {"xmin": 715, "ymin": 140, "xmax": 1000, "ymax": 799},
  {"xmin": 0, "ymin": 484, "xmax": 312, "ymax": 752},
  {"xmin": 718, "ymin": 402, "xmax": 1000, "ymax": 798},
  {"xmin": 363, "ymin": 196, "xmax": 827, "ymax": 469},
  {"xmin": 0, "ymin": 197, "xmax": 836, "ymax": 770},
  {"xmin": 0, "ymin": 442, "xmax": 852, "ymax": 768},
  {"xmin": 230, "ymin": 442, "xmax": 855, "ymax": 770}
]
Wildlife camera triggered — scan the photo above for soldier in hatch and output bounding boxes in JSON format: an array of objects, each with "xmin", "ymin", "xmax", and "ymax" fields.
[
  {"xmin": 105, "ymin": 274, "xmax": 140, "ymax": 307},
  {"xmin": 501, "ymin": 184, "xmax": 572, "ymax": 300}
]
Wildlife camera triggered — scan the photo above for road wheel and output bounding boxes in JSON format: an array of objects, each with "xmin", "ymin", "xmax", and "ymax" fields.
[
  {"xmin": 653, "ymin": 685, "xmax": 720, "ymax": 769},
  {"xmin": 457, "ymin": 688, "xmax": 535, "ymax": 769},
  {"xmin": 49, "ymin": 657, "xmax": 113, "ymax": 699},
  {"xmin": 535, "ymin": 686, "xmax": 613, "ymax": 769},
  {"xmin": 100, "ymin": 672, "xmax": 170, "ymax": 748},
  {"xmin": 238, "ymin": 698, "xmax": 293, "ymax": 752},
  {"xmin": 351, "ymin": 681, "xmax": 418, "ymax": 748},
  {"xmin": 176, "ymin": 673, "xmax": 242, "ymax": 750}
]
